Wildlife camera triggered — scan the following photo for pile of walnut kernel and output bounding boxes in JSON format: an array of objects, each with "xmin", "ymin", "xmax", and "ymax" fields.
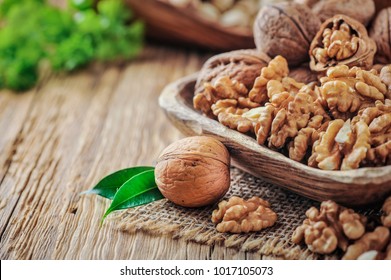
[
  {"xmin": 193, "ymin": 0, "xmax": 391, "ymax": 170},
  {"xmin": 292, "ymin": 197, "xmax": 391, "ymax": 259}
]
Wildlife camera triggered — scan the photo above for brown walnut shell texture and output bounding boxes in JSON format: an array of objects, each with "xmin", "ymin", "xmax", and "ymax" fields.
[
  {"xmin": 289, "ymin": 64, "xmax": 320, "ymax": 84},
  {"xmin": 155, "ymin": 136, "xmax": 230, "ymax": 208},
  {"xmin": 195, "ymin": 49, "xmax": 270, "ymax": 95},
  {"xmin": 253, "ymin": 2, "xmax": 320, "ymax": 67},
  {"xmin": 312, "ymin": 0, "xmax": 375, "ymax": 26},
  {"xmin": 309, "ymin": 15, "xmax": 376, "ymax": 72},
  {"xmin": 370, "ymin": 8, "xmax": 391, "ymax": 64}
]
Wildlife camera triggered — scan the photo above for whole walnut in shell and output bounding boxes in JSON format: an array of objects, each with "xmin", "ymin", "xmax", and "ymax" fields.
[
  {"xmin": 370, "ymin": 8, "xmax": 391, "ymax": 64},
  {"xmin": 155, "ymin": 136, "xmax": 230, "ymax": 207},
  {"xmin": 253, "ymin": 2, "xmax": 320, "ymax": 67},
  {"xmin": 312, "ymin": 0, "xmax": 375, "ymax": 26}
]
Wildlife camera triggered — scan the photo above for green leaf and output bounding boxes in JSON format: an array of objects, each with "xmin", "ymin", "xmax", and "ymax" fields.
[
  {"xmin": 84, "ymin": 166, "xmax": 154, "ymax": 199},
  {"xmin": 102, "ymin": 169, "xmax": 164, "ymax": 222}
]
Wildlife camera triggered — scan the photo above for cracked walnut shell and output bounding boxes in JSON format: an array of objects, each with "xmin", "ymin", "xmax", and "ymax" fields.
[
  {"xmin": 310, "ymin": 15, "xmax": 376, "ymax": 73},
  {"xmin": 155, "ymin": 136, "xmax": 230, "ymax": 207},
  {"xmin": 212, "ymin": 196, "xmax": 277, "ymax": 233},
  {"xmin": 253, "ymin": 2, "xmax": 320, "ymax": 67}
]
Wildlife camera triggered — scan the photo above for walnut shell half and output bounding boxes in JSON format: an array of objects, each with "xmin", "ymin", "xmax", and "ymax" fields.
[
  {"xmin": 155, "ymin": 136, "xmax": 230, "ymax": 207},
  {"xmin": 370, "ymin": 8, "xmax": 391, "ymax": 64},
  {"xmin": 309, "ymin": 15, "xmax": 376, "ymax": 73},
  {"xmin": 253, "ymin": 2, "xmax": 320, "ymax": 67}
]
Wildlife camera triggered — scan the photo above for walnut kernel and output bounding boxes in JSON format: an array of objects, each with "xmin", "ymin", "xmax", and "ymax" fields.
[{"xmin": 212, "ymin": 196, "xmax": 277, "ymax": 233}]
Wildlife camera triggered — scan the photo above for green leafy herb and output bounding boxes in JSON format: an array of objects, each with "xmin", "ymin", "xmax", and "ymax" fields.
[
  {"xmin": 84, "ymin": 166, "xmax": 155, "ymax": 199},
  {"xmin": 0, "ymin": 0, "xmax": 144, "ymax": 91},
  {"xmin": 101, "ymin": 169, "xmax": 164, "ymax": 223}
]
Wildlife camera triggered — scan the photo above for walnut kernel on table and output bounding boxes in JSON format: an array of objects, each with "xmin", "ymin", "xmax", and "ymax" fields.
[
  {"xmin": 342, "ymin": 226, "xmax": 390, "ymax": 260},
  {"xmin": 292, "ymin": 200, "xmax": 367, "ymax": 254},
  {"xmin": 211, "ymin": 196, "xmax": 277, "ymax": 233},
  {"xmin": 309, "ymin": 15, "xmax": 376, "ymax": 73}
]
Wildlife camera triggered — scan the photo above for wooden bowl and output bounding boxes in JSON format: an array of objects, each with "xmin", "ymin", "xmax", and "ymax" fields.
[
  {"xmin": 159, "ymin": 73, "xmax": 391, "ymax": 207},
  {"xmin": 124, "ymin": 0, "xmax": 255, "ymax": 51}
]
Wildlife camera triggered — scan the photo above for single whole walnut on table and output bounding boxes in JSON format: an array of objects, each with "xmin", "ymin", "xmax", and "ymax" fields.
[
  {"xmin": 212, "ymin": 196, "xmax": 277, "ymax": 233},
  {"xmin": 309, "ymin": 15, "xmax": 376, "ymax": 73},
  {"xmin": 155, "ymin": 136, "xmax": 230, "ymax": 207}
]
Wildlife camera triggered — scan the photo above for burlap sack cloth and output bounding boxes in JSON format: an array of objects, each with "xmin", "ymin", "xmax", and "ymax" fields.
[{"xmin": 115, "ymin": 167, "xmax": 381, "ymax": 260}]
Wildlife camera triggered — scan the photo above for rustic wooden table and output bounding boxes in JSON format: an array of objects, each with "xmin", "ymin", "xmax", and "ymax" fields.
[{"xmin": 0, "ymin": 45, "xmax": 268, "ymax": 260}]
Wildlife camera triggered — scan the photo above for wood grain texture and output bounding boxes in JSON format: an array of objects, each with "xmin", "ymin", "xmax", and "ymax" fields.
[
  {"xmin": 159, "ymin": 74, "xmax": 391, "ymax": 207},
  {"xmin": 1, "ymin": 46, "xmax": 257, "ymax": 260}
]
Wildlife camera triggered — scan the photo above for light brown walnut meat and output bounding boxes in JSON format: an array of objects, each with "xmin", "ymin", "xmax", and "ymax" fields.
[
  {"xmin": 248, "ymin": 55, "xmax": 289, "ymax": 104},
  {"xmin": 310, "ymin": 15, "xmax": 376, "ymax": 73},
  {"xmin": 311, "ymin": 0, "xmax": 375, "ymax": 26},
  {"xmin": 212, "ymin": 196, "xmax": 277, "ymax": 233},
  {"xmin": 340, "ymin": 121, "xmax": 371, "ymax": 170},
  {"xmin": 382, "ymin": 196, "xmax": 391, "ymax": 228},
  {"xmin": 292, "ymin": 200, "xmax": 367, "ymax": 254},
  {"xmin": 380, "ymin": 65, "xmax": 391, "ymax": 99},
  {"xmin": 194, "ymin": 50, "xmax": 270, "ymax": 116},
  {"xmin": 268, "ymin": 87, "xmax": 328, "ymax": 150},
  {"xmin": 253, "ymin": 2, "xmax": 320, "ymax": 67},
  {"xmin": 370, "ymin": 8, "xmax": 391, "ymax": 64},
  {"xmin": 339, "ymin": 209, "xmax": 367, "ymax": 240},
  {"xmin": 319, "ymin": 65, "xmax": 387, "ymax": 120},
  {"xmin": 251, "ymin": 79, "xmax": 329, "ymax": 151},
  {"xmin": 343, "ymin": 226, "xmax": 390, "ymax": 260},
  {"xmin": 194, "ymin": 76, "xmax": 248, "ymax": 116},
  {"xmin": 313, "ymin": 119, "xmax": 345, "ymax": 170}
]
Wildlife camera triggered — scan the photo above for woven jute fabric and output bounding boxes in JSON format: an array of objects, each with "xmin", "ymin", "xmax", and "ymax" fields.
[{"xmin": 115, "ymin": 167, "xmax": 381, "ymax": 260}]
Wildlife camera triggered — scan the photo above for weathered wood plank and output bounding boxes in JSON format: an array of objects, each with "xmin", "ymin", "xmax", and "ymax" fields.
[{"xmin": 0, "ymin": 46, "xmax": 221, "ymax": 260}]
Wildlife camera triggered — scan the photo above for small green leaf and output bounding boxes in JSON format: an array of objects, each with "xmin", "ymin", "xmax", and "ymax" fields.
[
  {"xmin": 83, "ymin": 166, "xmax": 154, "ymax": 199},
  {"xmin": 102, "ymin": 169, "xmax": 163, "ymax": 222}
]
